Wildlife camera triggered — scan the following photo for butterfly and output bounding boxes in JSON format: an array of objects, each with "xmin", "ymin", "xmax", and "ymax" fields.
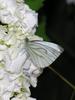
[{"xmin": 25, "ymin": 35, "xmax": 63, "ymax": 68}]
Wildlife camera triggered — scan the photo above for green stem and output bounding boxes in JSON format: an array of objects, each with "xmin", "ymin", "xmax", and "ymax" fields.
[
  {"xmin": 70, "ymin": 91, "xmax": 75, "ymax": 100},
  {"xmin": 49, "ymin": 66, "xmax": 75, "ymax": 90}
]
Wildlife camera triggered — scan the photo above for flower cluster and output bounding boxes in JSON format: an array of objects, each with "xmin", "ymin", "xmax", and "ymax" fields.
[
  {"xmin": 0, "ymin": 0, "xmax": 63, "ymax": 100},
  {"xmin": 0, "ymin": 0, "xmax": 41, "ymax": 100}
]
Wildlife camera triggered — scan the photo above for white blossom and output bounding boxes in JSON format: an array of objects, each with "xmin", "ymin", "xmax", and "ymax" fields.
[
  {"xmin": 0, "ymin": 0, "xmax": 17, "ymax": 13},
  {"xmin": 0, "ymin": 0, "xmax": 40, "ymax": 98},
  {"xmin": 0, "ymin": 0, "xmax": 38, "ymax": 34},
  {"xmin": 0, "ymin": 0, "xmax": 63, "ymax": 100}
]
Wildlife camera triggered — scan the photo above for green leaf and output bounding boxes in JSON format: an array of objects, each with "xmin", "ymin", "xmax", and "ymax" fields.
[
  {"xmin": 25, "ymin": 0, "xmax": 45, "ymax": 11},
  {"xmin": 36, "ymin": 16, "xmax": 49, "ymax": 41}
]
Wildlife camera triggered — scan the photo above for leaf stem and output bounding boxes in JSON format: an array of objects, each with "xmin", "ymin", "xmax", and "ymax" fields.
[{"xmin": 48, "ymin": 66, "xmax": 75, "ymax": 90}]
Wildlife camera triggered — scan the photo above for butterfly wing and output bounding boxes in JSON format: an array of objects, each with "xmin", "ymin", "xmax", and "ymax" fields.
[{"xmin": 26, "ymin": 40, "xmax": 63, "ymax": 68}]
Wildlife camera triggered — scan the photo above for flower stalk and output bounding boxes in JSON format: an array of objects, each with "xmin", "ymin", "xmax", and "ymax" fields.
[{"xmin": 49, "ymin": 66, "xmax": 75, "ymax": 90}]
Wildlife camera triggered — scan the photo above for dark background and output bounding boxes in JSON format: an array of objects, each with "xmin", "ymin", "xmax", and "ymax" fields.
[{"xmin": 30, "ymin": 0, "xmax": 75, "ymax": 100}]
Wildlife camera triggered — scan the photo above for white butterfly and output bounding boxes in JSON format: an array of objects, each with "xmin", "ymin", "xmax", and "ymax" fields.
[{"xmin": 25, "ymin": 36, "xmax": 63, "ymax": 68}]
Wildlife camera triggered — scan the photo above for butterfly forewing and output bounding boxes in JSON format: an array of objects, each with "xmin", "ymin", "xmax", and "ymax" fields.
[{"xmin": 26, "ymin": 40, "xmax": 63, "ymax": 68}]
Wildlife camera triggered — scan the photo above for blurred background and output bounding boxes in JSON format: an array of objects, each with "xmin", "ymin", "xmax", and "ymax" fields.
[{"xmin": 26, "ymin": 0, "xmax": 75, "ymax": 100}]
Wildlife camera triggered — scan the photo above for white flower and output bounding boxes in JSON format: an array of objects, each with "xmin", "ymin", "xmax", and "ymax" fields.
[
  {"xmin": 0, "ymin": 0, "xmax": 17, "ymax": 13},
  {"xmin": 0, "ymin": 9, "xmax": 18, "ymax": 24},
  {"xmin": 23, "ymin": 59, "xmax": 43, "ymax": 87},
  {"xmin": 5, "ymin": 50, "xmax": 27, "ymax": 73},
  {"xmin": 15, "ymin": 3, "xmax": 38, "ymax": 34},
  {"xmin": 0, "ymin": 0, "xmax": 38, "ymax": 34},
  {"xmin": 1, "ymin": 92, "xmax": 12, "ymax": 100},
  {"xmin": 11, "ymin": 95, "xmax": 36, "ymax": 100},
  {"xmin": 0, "ymin": 0, "xmax": 40, "ymax": 100},
  {"xmin": 0, "ymin": 70, "xmax": 32, "ymax": 99},
  {"xmin": 0, "ymin": 0, "xmax": 63, "ymax": 100}
]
